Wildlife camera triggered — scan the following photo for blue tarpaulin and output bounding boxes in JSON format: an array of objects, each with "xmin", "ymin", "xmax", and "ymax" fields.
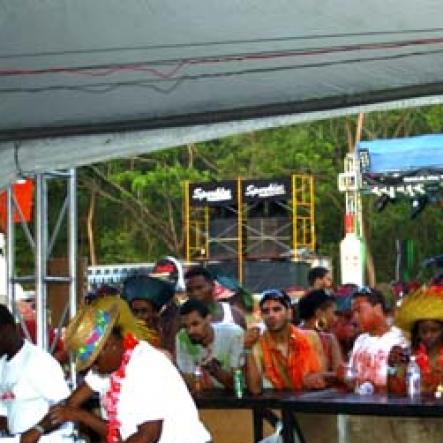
[{"xmin": 358, "ymin": 135, "xmax": 443, "ymax": 174}]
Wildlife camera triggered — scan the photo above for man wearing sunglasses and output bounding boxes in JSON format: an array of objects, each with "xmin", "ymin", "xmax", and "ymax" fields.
[{"xmin": 245, "ymin": 290, "xmax": 325, "ymax": 394}]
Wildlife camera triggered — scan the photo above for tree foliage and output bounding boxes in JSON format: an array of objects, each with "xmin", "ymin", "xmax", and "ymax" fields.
[{"xmin": 17, "ymin": 105, "xmax": 443, "ymax": 284}]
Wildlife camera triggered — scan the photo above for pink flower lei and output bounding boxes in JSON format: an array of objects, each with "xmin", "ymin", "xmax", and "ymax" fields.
[{"xmin": 103, "ymin": 333, "xmax": 139, "ymax": 443}]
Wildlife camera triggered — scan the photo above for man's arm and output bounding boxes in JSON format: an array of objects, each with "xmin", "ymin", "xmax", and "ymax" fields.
[
  {"xmin": 330, "ymin": 334, "xmax": 344, "ymax": 372},
  {"xmin": 243, "ymin": 328, "xmax": 262, "ymax": 394},
  {"xmin": 125, "ymin": 420, "xmax": 163, "ymax": 443},
  {"xmin": 20, "ymin": 379, "xmax": 97, "ymax": 443},
  {"xmin": 202, "ymin": 358, "xmax": 234, "ymax": 389},
  {"xmin": 66, "ymin": 382, "xmax": 94, "ymax": 407},
  {"xmin": 19, "ymin": 414, "xmax": 57, "ymax": 443},
  {"xmin": 245, "ymin": 351, "xmax": 262, "ymax": 395},
  {"xmin": 20, "ymin": 357, "xmax": 73, "ymax": 443},
  {"xmin": 232, "ymin": 306, "xmax": 247, "ymax": 330},
  {"xmin": 49, "ymin": 405, "xmax": 107, "ymax": 438},
  {"xmin": 175, "ymin": 331, "xmax": 215, "ymax": 391}
]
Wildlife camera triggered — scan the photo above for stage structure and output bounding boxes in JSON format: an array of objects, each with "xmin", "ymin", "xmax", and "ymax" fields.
[
  {"xmin": 3, "ymin": 170, "xmax": 79, "ymax": 386},
  {"xmin": 184, "ymin": 175, "xmax": 315, "ymax": 290},
  {"xmin": 338, "ymin": 134, "xmax": 443, "ymax": 285}
]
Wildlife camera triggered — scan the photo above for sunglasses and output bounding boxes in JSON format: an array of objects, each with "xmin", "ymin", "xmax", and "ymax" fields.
[
  {"xmin": 354, "ymin": 286, "xmax": 374, "ymax": 295},
  {"xmin": 260, "ymin": 289, "xmax": 291, "ymax": 307}
]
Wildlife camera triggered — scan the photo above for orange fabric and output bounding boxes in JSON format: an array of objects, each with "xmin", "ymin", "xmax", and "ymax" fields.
[
  {"xmin": 0, "ymin": 180, "xmax": 33, "ymax": 231},
  {"xmin": 260, "ymin": 324, "xmax": 320, "ymax": 390}
]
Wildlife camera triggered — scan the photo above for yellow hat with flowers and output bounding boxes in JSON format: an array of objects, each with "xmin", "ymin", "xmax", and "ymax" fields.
[
  {"xmin": 395, "ymin": 285, "xmax": 443, "ymax": 334},
  {"xmin": 66, "ymin": 296, "xmax": 157, "ymax": 371},
  {"xmin": 92, "ymin": 296, "xmax": 157, "ymax": 344}
]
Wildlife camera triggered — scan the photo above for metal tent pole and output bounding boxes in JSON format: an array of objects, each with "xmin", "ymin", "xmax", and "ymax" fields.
[
  {"xmin": 35, "ymin": 174, "xmax": 48, "ymax": 350},
  {"xmin": 68, "ymin": 168, "xmax": 78, "ymax": 387},
  {"xmin": 184, "ymin": 181, "xmax": 190, "ymax": 262},
  {"xmin": 6, "ymin": 186, "xmax": 15, "ymax": 314},
  {"xmin": 236, "ymin": 177, "xmax": 243, "ymax": 284}
]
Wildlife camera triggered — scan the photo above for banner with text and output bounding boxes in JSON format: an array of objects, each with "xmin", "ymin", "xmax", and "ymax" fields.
[
  {"xmin": 189, "ymin": 181, "xmax": 237, "ymax": 206},
  {"xmin": 242, "ymin": 178, "xmax": 290, "ymax": 202}
]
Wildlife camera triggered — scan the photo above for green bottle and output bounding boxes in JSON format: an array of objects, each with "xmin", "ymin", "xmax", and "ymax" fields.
[{"xmin": 234, "ymin": 368, "xmax": 244, "ymax": 398}]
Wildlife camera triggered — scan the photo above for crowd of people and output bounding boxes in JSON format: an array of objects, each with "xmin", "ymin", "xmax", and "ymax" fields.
[{"xmin": 1, "ymin": 259, "xmax": 443, "ymax": 443}]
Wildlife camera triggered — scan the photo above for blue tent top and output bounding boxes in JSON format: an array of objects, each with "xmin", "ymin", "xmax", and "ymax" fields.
[{"xmin": 358, "ymin": 134, "xmax": 443, "ymax": 174}]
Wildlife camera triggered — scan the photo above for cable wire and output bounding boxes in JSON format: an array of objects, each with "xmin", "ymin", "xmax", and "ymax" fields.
[
  {"xmin": 1, "ymin": 46, "xmax": 443, "ymax": 96},
  {"xmin": 1, "ymin": 36, "xmax": 443, "ymax": 80},
  {"xmin": 1, "ymin": 26, "xmax": 443, "ymax": 60}
]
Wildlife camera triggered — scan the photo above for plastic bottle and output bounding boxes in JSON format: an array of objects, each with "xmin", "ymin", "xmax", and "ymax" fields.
[
  {"xmin": 356, "ymin": 381, "xmax": 374, "ymax": 396},
  {"xmin": 193, "ymin": 364, "xmax": 203, "ymax": 393},
  {"xmin": 406, "ymin": 355, "xmax": 421, "ymax": 399}
]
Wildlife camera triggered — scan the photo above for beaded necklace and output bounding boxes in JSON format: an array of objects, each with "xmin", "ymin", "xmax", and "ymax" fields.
[{"xmin": 103, "ymin": 333, "xmax": 139, "ymax": 443}]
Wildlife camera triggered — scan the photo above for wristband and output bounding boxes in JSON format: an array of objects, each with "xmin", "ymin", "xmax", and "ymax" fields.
[
  {"xmin": 32, "ymin": 424, "xmax": 45, "ymax": 435},
  {"xmin": 387, "ymin": 366, "xmax": 398, "ymax": 376}
]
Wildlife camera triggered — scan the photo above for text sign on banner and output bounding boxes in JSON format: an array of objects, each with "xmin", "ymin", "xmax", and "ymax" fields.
[
  {"xmin": 242, "ymin": 178, "xmax": 291, "ymax": 202},
  {"xmin": 189, "ymin": 181, "xmax": 237, "ymax": 206}
]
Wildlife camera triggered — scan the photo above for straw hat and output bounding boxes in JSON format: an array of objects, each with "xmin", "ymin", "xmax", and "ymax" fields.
[
  {"xmin": 395, "ymin": 285, "xmax": 443, "ymax": 333},
  {"xmin": 92, "ymin": 295, "xmax": 157, "ymax": 344},
  {"xmin": 65, "ymin": 304, "xmax": 119, "ymax": 371}
]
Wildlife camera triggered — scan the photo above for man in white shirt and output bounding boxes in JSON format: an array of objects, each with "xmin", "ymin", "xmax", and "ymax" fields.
[
  {"xmin": 176, "ymin": 299, "xmax": 244, "ymax": 390},
  {"xmin": 0, "ymin": 305, "xmax": 70, "ymax": 443},
  {"xmin": 61, "ymin": 304, "xmax": 211, "ymax": 443},
  {"xmin": 349, "ymin": 287, "xmax": 408, "ymax": 393}
]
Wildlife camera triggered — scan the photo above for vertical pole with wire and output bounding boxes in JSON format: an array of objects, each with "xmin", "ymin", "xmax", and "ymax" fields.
[
  {"xmin": 237, "ymin": 177, "xmax": 243, "ymax": 284},
  {"xmin": 68, "ymin": 168, "xmax": 77, "ymax": 387},
  {"xmin": 184, "ymin": 181, "xmax": 190, "ymax": 262},
  {"xmin": 204, "ymin": 205, "xmax": 209, "ymax": 259},
  {"xmin": 35, "ymin": 174, "xmax": 48, "ymax": 350},
  {"xmin": 291, "ymin": 175, "xmax": 297, "ymax": 258},
  {"xmin": 310, "ymin": 175, "xmax": 316, "ymax": 251},
  {"xmin": 6, "ymin": 185, "xmax": 15, "ymax": 314}
]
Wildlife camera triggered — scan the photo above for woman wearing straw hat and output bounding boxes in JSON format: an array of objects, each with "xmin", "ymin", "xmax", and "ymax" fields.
[
  {"xmin": 50, "ymin": 302, "xmax": 211, "ymax": 443},
  {"xmin": 389, "ymin": 285, "xmax": 443, "ymax": 396}
]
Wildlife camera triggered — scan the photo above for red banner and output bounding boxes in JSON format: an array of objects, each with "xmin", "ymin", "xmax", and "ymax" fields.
[{"xmin": 0, "ymin": 180, "xmax": 34, "ymax": 232}]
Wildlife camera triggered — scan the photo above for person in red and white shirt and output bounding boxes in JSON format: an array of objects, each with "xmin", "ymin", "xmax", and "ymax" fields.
[{"xmin": 349, "ymin": 288, "xmax": 408, "ymax": 393}]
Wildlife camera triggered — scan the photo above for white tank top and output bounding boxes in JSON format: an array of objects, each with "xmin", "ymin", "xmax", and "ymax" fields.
[{"xmin": 220, "ymin": 302, "xmax": 235, "ymax": 324}]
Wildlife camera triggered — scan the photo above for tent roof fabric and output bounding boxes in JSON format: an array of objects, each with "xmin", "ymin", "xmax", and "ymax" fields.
[
  {"xmin": 2, "ymin": 1, "xmax": 443, "ymax": 187},
  {"xmin": 2, "ymin": 0, "xmax": 443, "ymax": 142},
  {"xmin": 358, "ymin": 134, "xmax": 443, "ymax": 174}
]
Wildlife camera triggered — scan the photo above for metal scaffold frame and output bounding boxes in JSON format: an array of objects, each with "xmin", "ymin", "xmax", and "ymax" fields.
[
  {"xmin": 5, "ymin": 169, "xmax": 77, "ymax": 382},
  {"xmin": 184, "ymin": 175, "xmax": 315, "ymax": 284}
]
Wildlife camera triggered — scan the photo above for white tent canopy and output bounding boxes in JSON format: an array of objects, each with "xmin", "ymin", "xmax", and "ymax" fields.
[
  {"xmin": 2, "ymin": 0, "xmax": 443, "ymax": 354},
  {"xmin": 1, "ymin": 0, "xmax": 443, "ymax": 185}
]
